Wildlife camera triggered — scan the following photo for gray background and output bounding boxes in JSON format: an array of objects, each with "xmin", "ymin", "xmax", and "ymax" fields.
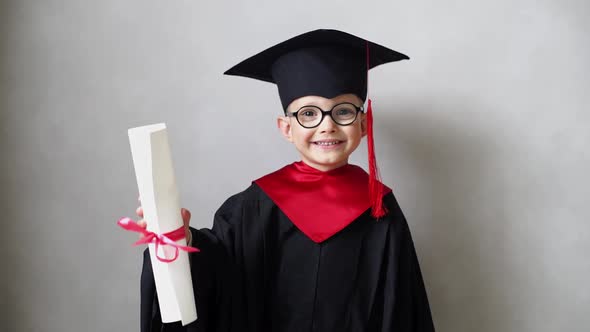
[{"xmin": 1, "ymin": 0, "xmax": 588, "ymax": 331}]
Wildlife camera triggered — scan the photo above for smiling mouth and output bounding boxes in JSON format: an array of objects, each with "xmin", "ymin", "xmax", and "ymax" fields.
[{"xmin": 312, "ymin": 140, "xmax": 343, "ymax": 146}]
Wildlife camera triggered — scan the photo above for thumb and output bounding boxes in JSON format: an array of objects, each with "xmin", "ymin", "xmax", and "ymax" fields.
[
  {"xmin": 181, "ymin": 208, "xmax": 191, "ymax": 226},
  {"xmin": 181, "ymin": 208, "xmax": 191, "ymax": 241}
]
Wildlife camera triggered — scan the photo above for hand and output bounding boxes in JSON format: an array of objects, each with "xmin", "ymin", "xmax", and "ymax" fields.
[{"xmin": 136, "ymin": 203, "xmax": 192, "ymax": 243}]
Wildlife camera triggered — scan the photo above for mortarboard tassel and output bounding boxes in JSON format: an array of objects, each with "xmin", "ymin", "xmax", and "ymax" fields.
[
  {"xmin": 366, "ymin": 99, "xmax": 387, "ymax": 218},
  {"xmin": 366, "ymin": 42, "xmax": 387, "ymax": 219}
]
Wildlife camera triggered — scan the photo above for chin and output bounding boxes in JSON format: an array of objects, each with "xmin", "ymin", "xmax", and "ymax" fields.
[{"xmin": 310, "ymin": 157, "xmax": 349, "ymax": 169}]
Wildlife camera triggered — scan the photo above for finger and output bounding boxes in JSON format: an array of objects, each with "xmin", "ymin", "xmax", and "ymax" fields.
[
  {"xmin": 136, "ymin": 206, "xmax": 144, "ymax": 218},
  {"xmin": 181, "ymin": 208, "xmax": 191, "ymax": 243},
  {"xmin": 136, "ymin": 219, "xmax": 147, "ymax": 240},
  {"xmin": 137, "ymin": 219, "xmax": 146, "ymax": 228},
  {"xmin": 181, "ymin": 208, "xmax": 191, "ymax": 225}
]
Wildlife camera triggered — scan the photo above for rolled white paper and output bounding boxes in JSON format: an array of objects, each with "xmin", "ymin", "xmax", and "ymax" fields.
[{"xmin": 128, "ymin": 123, "xmax": 197, "ymax": 326}]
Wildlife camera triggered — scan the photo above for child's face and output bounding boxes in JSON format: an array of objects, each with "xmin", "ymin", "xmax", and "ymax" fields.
[{"xmin": 277, "ymin": 93, "xmax": 367, "ymax": 172}]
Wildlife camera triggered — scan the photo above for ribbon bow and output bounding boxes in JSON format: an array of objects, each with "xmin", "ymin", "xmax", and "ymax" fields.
[{"xmin": 117, "ymin": 217, "xmax": 200, "ymax": 263}]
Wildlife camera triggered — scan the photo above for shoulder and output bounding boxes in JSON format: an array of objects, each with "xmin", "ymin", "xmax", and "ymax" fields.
[
  {"xmin": 214, "ymin": 182, "xmax": 273, "ymax": 224},
  {"xmin": 383, "ymin": 191, "xmax": 403, "ymax": 218},
  {"xmin": 218, "ymin": 183, "xmax": 271, "ymax": 209},
  {"xmin": 381, "ymin": 191, "xmax": 411, "ymax": 233}
]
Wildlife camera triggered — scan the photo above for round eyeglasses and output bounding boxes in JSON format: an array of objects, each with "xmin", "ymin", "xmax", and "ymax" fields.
[{"xmin": 286, "ymin": 102, "xmax": 364, "ymax": 129}]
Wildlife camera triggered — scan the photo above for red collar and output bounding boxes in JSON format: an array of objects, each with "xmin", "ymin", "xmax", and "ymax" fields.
[{"xmin": 254, "ymin": 162, "xmax": 391, "ymax": 243}]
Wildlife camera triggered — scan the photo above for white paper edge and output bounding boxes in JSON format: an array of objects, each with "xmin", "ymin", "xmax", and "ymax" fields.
[{"xmin": 128, "ymin": 123, "xmax": 197, "ymax": 325}]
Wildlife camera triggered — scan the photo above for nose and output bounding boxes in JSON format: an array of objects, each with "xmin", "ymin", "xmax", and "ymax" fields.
[{"xmin": 318, "ymin": 113, "xmax": 338, "ymax": 133}]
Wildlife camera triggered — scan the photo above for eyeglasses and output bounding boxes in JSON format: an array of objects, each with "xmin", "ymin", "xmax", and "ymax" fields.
[{"xmin": 286, "ymin": 102, "xmax": 364, "ymax": 129}]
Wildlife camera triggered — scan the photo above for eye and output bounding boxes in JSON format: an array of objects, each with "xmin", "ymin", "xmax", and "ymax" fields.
[
  {"xmin": 333, "ymin": 105, "xmax": 356, "ymax": 119},
  {"xmin": 298, "ymin": 107, "xmax": 319, "ymax": 118}
]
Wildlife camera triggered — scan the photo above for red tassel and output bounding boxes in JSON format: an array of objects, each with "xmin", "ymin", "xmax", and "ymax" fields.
[
  {"xmin": 367, "ymin": 99, "xmax": 387, "ymax": 218},
  {"xmin": 365, "ymin": 42, "xmax": 386, "ymax": 219}
]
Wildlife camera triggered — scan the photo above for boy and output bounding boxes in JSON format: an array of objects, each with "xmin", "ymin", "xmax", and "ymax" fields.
[{"xmin": 136, "ymin": 29, "xmax": 435, "ymax": 332}]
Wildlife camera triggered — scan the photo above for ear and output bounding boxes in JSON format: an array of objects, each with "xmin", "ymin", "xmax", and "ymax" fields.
[
  {"xmin": 277, "ymin": 116, "xmax": 294, "ymax": 142},
  {"xmin": 360, "ymin": 112, "xmax": 368, "ymax": 137}
]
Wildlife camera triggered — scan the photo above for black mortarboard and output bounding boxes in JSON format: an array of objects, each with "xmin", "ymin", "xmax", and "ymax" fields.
[
  {"xmin": 224, "ymin": 29, "xmax": 409, "ymax": 218},
  {"xmin": 224, "ymin": 29, "xmax": 409, "ymax": 110}
]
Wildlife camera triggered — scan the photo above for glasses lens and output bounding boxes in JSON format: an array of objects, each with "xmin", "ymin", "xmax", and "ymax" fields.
[
  {"xmin": 297, "ymin": 106, "xmax": 321, "ymax": 127},
  {"xmin": 332, "ymin": 104, "xmax": 358, "ymax": 125}
]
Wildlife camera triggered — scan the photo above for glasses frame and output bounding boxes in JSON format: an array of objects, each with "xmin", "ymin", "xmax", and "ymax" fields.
[{"xmin": 286, "ymin": 102, "xmax": 365, "ymax": 129}]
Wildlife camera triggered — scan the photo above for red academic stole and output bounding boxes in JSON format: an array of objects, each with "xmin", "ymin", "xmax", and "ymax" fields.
[{"xmin": 254, "ymin": 162, "xmax": 391, "ymax": 243}]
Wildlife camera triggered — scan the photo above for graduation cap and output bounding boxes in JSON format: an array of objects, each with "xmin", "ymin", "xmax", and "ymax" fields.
[{"xmin": 224, "ymin": 29, "xmax": 409, "ymax": 218}]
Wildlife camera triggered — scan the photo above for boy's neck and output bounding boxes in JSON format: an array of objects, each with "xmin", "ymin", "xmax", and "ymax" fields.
[{"xmin": 298, "ymin": 159, "xmax": 349, "ymax": 172}]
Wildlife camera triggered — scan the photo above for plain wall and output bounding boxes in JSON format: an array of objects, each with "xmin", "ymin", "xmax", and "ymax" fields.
[{"xmin": 1, "ymin": 0, "xmax": 588, "ymax": 331}]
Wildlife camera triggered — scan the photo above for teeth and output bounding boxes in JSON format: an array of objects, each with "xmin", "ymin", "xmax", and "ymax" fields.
[{"xmin": 315, "ymin": 141, "xmax": 340, "ymax": 146}]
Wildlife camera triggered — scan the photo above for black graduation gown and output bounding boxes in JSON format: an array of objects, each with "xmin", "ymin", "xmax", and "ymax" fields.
[{"xmin": 140, "ymin": 183, "xmax": 435, "ymax": 332}]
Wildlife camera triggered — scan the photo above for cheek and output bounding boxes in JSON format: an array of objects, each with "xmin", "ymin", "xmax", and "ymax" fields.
[
  {"xmin": 291, "ymin": 127, "xmax": 314, "ymax": 144},
  {"xmin": 347, "ymin": 125, "xmax": 364, "ymax": 141}
]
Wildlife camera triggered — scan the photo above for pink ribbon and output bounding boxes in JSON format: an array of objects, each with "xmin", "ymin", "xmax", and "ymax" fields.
[{"xmin": 117, "ymin": 217, "xmax": 200, "ymax": 263}]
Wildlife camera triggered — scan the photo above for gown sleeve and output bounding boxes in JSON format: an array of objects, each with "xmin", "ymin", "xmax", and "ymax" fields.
[
  {"xmin": 369, "ymin": 193, "xmax": 436, "ymax": 331},
  {"xmin": 140, "ymin": 193, "xmax": 247, "ymax": 332}
]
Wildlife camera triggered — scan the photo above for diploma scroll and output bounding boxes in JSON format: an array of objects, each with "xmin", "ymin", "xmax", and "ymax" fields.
[{"xmin": 128, "ymin": 123, "xmax": 197, "ymax": 325}]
